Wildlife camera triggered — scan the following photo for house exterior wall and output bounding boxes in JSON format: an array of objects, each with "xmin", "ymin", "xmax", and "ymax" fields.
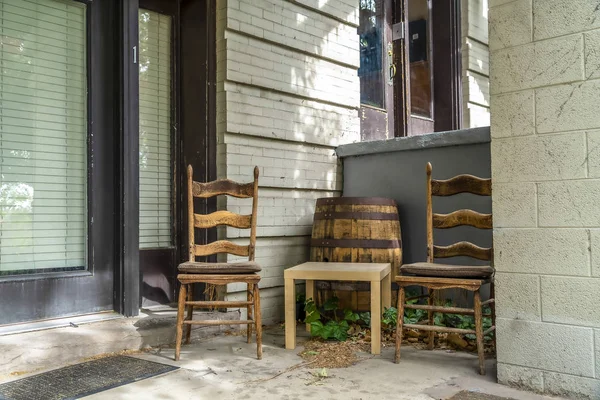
[
  {"xmin": 490, "ymin": 0, "xmax": 600, "ymax": 397},
  {"xmin": 462, "ymin": 0, "xmax": 490, "ymax": 128},
  {"xmin": 215, "ymin": 0, "xmax": 361, "ymax": 323}
]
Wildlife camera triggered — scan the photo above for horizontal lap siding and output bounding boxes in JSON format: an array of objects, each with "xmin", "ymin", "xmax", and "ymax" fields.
[{"xmin": 216, "ymin": 0, "xmax": 360, "ymax": 323}]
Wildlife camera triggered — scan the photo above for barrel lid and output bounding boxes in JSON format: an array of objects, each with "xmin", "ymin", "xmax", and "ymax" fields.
[{"xmin": 316, "ymin": 197, "xmax": 397, "ymax": 206}]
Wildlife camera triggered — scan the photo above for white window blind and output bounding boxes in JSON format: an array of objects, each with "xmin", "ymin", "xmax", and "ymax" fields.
[
  {"xmin": 0, "ymin": 0, "xmax": 87, "ymax": 274},
  {"xmin": 138, "ymin": 9, "xmax": 172, "ymax": 249}
]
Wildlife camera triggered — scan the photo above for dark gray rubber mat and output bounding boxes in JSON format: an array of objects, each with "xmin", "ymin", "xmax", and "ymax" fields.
[{"xmin": 0, "ymin": 356, "xmax": 178, "ymax": 400}]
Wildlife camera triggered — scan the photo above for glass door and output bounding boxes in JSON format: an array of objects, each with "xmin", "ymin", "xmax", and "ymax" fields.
[
  {"xmin": 138, "ymin": 1, "xmax": 178, "ymax": 307},
  {"xmin": 0, "ymin": 0, "xmax": 119, "ymax": 324}
]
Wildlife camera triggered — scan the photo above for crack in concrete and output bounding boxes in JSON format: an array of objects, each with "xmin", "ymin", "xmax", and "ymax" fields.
[{"xmin": 555, "ymin": 83, "xmax": 580, "ymax": 121}]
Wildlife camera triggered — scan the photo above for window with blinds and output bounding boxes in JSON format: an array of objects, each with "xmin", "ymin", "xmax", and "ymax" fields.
[
  {"xmin": 138, "ymin": 9, "xmax": 172, "ymax": 249},
  {"xmin": 0, "ymin": 0, "xmax": 88, "ymax": 275}
]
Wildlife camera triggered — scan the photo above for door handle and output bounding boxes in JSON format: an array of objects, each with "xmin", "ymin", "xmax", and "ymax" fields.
[{"xmin": 388, "ymin": 43, "xmax": 396, "ymax": 83}]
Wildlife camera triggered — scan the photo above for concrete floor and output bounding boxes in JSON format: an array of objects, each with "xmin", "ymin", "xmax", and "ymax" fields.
[{"xmin": 84, "ymin": 326, "xmax": 562, "ymax": 400}]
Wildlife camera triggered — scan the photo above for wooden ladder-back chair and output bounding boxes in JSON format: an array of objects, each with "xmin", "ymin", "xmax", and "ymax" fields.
[
  {"xmin": 175, "ymin": 165, "xmax": 262, "ymax": 361},
  {"xmin": 394, "ymin": 162, "xmax": 495, "ymax": 375}
]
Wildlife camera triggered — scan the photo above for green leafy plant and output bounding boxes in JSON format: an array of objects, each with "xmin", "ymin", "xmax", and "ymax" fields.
[
  {"xmin": 381, "ymin": 307, "xmax": 397, "ymax": 331},
  {"xmin": 358, "ymin": 311, "xmax": 371, "ymax": 327},
  {"xmin": 404, "ymin": 293, "xmax": 427, "ymax": 324},
  {"xmin": 304, "ymin": 297, "xmax": 360, "ymax": 341}
]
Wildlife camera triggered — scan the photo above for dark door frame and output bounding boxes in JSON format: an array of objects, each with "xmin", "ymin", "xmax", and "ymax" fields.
[
  {"xmin": 393, "ymin": 0, "xmax": 462, "ymax": 137},
  {"xmin": 117, "ymin": 0, "xmax": 141, "ymax": 317}
]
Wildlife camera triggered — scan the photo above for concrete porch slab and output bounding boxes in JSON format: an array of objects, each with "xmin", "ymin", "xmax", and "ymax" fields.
[
  {"xmin": 0, "ymin": 306, "xmax": 241, "ymax": 380},
  {"xmin": 82, "ymin": 327, "xmax": 562, "ymax": 400}
]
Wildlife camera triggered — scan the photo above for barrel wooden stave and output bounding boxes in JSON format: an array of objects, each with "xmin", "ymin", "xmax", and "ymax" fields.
[{"xmin": 309, "ymin": 197, "xmax": 402, "ymax": 311}]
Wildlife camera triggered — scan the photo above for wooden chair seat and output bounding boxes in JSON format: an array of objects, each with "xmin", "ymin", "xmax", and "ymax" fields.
[
  {"xmin": 178, "ymin": 261, "xmax": 262, "ymax": 274},
  {"xmin": 400, "ymin": 262, "xmax": 494, "ymax": 279}
]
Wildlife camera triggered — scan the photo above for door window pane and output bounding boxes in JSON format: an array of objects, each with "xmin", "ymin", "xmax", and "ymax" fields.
[
  {"xmin": 138, "ymin": 9, "xmax": 172, "ymax": 249},
  {"xmin": 0, "ymin": 0, "xmax": 88, "ymax": 275},
  {"xmin": 409, "ymin": 0, "xmax": 433, "ymax": 118},
  {"xmin": 358, "ymin": 0, "xmax": 385, "ymax": 109}
]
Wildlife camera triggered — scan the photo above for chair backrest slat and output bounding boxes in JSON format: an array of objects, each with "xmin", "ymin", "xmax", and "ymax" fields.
[
  {"xmin": 433, "ymin": 242, "xmax": 492, "ymax": 261},
  {"xmin": 194, "ymin": 211, "xmax": 252, "ymax": 229},
  {"xmin": 431, "ymin": 174, "xmax": 491, "ymax": 196},
  {"xmin": 432, "ymin": 210, "xmax": 492, "ymax": 229},
  {"xmin": 187, "ymin": 165, "xmax": 259, "ymax": 261},
  {"xmin": 192, "ymin": 180, "xmax": 254, "ymax": 199},
  {"xmin": 194, "ymin": 241, "xmax": 250, "ymax": 257},
  {"xmin": 426, "ymin": 163, "xmax": 492, "ymax": 263}
]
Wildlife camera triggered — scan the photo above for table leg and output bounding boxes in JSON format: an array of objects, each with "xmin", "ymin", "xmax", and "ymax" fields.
[
  {"xmin": 305, "ymin": 279, "xmax": 314, "ymax": 332},
  {"xmin": 382, "ymin": 273, "xmax": 391, "ymax": 310},
  {"xmin": 370, "ymin": 280, "xmax": 381, "ymax": 355},
  {"xmin": 285, "ymin": 278, "xmax": 296, "ymax": 350}
]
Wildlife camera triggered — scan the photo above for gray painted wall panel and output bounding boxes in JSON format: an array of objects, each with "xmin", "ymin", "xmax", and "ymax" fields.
[{"xmin": 339, "ymin": 130, "xmax": 492, "ymax": 302}]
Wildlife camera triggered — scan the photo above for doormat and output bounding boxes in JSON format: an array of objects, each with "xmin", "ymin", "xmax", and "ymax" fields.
[
  {"xmin": 0, "ymin": 356, "xmax": 178, "ymax": 400},
  {"xmin": 447, "ymin": 391, "xmax": 516, "ymax": 400}
]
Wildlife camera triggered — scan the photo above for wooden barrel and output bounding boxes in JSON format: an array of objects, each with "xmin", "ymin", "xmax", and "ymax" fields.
[{"xmin": 310, "ymin": 197, "xmax": 402, "ymax": 311}]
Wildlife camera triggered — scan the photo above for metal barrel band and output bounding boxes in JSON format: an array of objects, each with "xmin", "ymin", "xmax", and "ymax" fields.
[
  {"xmin": 310, "ymin": 238, "xmax": 401, "ymax": 249},
  {"xmin": 315, "ymin": 197, "xmax": 397, "ymax": 206},
  {"xmin": 313, "ymin": 211, "xmax": 399, "ymax": 221}
]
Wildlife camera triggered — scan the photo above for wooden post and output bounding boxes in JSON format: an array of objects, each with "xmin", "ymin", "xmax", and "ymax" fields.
[
  {"xmin": 394, "ymin": 285, "xmax": 406, "ymax": 363},
  {"xmin": 474, "ymin": 289, "xmax": 485, "ymax": 375},
  {"xmin": 284, "ymin": 277, "xmax": 296, "ymax": 350},
  {"xmin": 426, "ymin": 162, "xmax": 433, "ymax": 263},
  {"xmin": 305, "ymin": 279, "xmax": 314, "ymax": 332},
  {"xmin": 247, "ymin": 283, "xmax": 253, "ymax": 344},
  {"xmin": 185, "ymin": 283, "xmax": 194, "ymax": 344},
  {"xmin": 370, "ymin": 280, "xmax": 382, "ymax": 355},
  {"xmin": 254, "ymin": 283, "xmax": 262, "ymax": 360},
  {"xmin": 382, "ymin": 272, "xmax": 391, "ymax": 310},
  {"xmin": 175, "ymin": 283, "xmax": 187, "ymax": 361},
  {"xmin": 427, "ymin": 288, "xmax": 435, "ymax": 350}
]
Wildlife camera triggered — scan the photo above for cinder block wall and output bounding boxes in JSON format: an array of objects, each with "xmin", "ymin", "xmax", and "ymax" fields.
[
  {"xmin": 215, "ymin": 0, "xmax": 361, "ymax": 323},
  {"xmin": 490, "ymin": 0, "xmax": 600, "ymax": 397},
  {"xmin": 462, "ymin": 0, "xmax": 490, "ymax": 128}
]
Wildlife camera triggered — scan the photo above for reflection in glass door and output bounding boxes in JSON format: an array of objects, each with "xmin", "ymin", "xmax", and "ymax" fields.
[
  {"xmin": 0, "ymin": 0, "xmax": 88, "ymax": 276},
  {"xmin": 138, "ymin": 3, "xmax": 178, "ymax": 307},
  {"xmin": 408, "ymin": 0, "xmax": 433, "ymax": 120},
  {"xmin": 138, "ymin": 9, "xmax": 173, "ymax": 250}
]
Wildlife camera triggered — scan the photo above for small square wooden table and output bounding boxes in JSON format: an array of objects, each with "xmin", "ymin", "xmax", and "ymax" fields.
[{"xmin": 284, "ymin": 262, "xmax": 392, "ymax": 355}]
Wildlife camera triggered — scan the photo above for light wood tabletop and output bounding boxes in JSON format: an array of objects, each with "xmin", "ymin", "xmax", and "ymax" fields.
[{"xmin": 284, "ymin": 262, "xmax": 392, "ymax": 355}]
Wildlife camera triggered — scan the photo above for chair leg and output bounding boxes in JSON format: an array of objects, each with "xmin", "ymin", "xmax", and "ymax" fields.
[
  {"xmin": 185, "ymin": 283, "xmax": 194, "ymax": 344},
  {"xmin": 427, "ymin": 288, "xmax": 435, "ymax": 350},
  {"xmin": 490, "ymin": 281, "xmax": 497, "ymax": 353},
  {"xmin": 254, "ymin": 283, "xmax": 262, "ymax": 360},
  {"xmin": 247, "ymin": 283, "xmax": 253, "ymax": 344},
  {"xmin": 394, "ymin": 286, "xmax": 406, "ymax": 363},
  {"xmin": 474, "ymin": 288, "xmax": 485, "ymax": 375},
  {"xmin": 175, "ymin": 283, "xmax": 188, "ymax": 361}
]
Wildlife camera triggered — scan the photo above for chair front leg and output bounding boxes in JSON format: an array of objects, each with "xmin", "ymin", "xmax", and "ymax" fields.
[
  {"xmin": 394, "ymin": 285, "xmax": 406, "ymax": 363},
  {"xmin": 175, "ymin": 283, "xmax": 188, "ymax": 361},
  {"xmin": 474, "ymin": 289, "xmax": 485, "ymax": 375},
  {"xmin": 428, "ymin": 288, "xmax": 435, "ymax": 350}
]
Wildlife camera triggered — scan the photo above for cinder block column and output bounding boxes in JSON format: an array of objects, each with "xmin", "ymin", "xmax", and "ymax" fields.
[{"xmin": 490, "ymin": 0, "xmax": 600, "ymax": 397}]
